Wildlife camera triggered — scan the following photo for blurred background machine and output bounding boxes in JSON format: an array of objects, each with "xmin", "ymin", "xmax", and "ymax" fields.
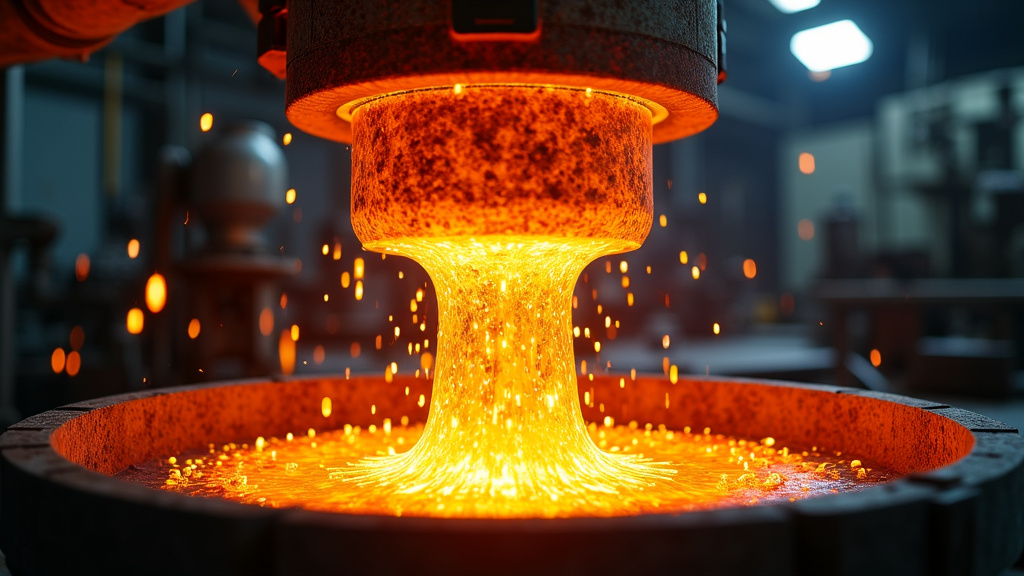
[{"xmin": 1, "ymin": 0, "xmax": 1024, "ymax": 429}]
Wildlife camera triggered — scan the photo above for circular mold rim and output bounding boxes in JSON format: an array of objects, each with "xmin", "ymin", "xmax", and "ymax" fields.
[{"xmin": 2, "ymin": 375, "xmax": 1022, "ymax": 576}]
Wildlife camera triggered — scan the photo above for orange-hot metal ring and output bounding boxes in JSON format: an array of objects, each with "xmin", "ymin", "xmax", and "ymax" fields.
[{"xmin": 335, "ymin": 83, "xmax": 670, "ymax": 126}]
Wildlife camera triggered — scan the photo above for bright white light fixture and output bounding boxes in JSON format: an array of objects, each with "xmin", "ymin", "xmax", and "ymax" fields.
[
  {"xmin": 768, "ymin": 0, "xmax": 820, "ymax": 14},
  {"xmin": 790, "ymin": 20, "xmax": 873, "ymax": 72}
]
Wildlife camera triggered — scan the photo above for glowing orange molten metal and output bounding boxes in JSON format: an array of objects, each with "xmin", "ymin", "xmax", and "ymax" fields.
[
  {"xmin": 134, "ymin": 86, "xmax": 886, "ymax": 518},
  {"xmin": 336, "ymin": 85, "xmax": 671, "ymax": 516}
]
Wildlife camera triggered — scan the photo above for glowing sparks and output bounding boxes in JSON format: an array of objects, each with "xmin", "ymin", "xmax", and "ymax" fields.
[
  {"xmin": 870, "ymin": 349, "xmax": 882, "ymax": 367},
  {"xmin": 691, "ymin": 266, "xmax": 701, "ymax": 280},
  {"xmin": 126, "ymin": 308, "xmax": 144, "ymax": 334},
  {"xmin": 75, "ymin": 254, "xmax": 90, "ymax": 282},
  {"xmin": 279, "ymin": 330, "xmax": 296, "ymax": 375},
  {"xmin": 290, "ymin": 325, "xmax": 300, "ymax": 342},
  {"xmin": 187, "ymin": 318, "xmax": 201, "ymax": 339},
  {"xmin": 658, "ymin": 214, "xmax": 667, "ymax": 227},
  {"xmin": 713, "ymin": 322, "xmax": 721, "ymax": 335},
  {"xmin": 70, "ymin": 326, "xmax": 84, "ymax": 350},
  {"xmin": 354, "ymin": 257, "xmax": 365, "ymax": 279},
  {"xmin": 698, "ymin": 192, "xmax": 707, "ymax": 204},
  {"xmin": 199, "ymin": 112, "xmax": 214, "ymax": 132},
  {"xmin": 798, "ymin": 218, "xmax": 815, "ymax": 241},
  {"xmin": 798, "ymin": 152, "xmax": 815, "ymax": 174},
  {"xmin": 679, "ymin": 251, "xmax": 688, "ymax": 264},
  {"xmin": 282, "ymin": 132, "xmax": 293, "ymax": 146},
  {"xmin": 259, "ymin": 308, "xmax": 274, "ymax": 336},
  {"xmin": 322, "ymin": 397, "xmax": 333, "ymax": 418},
  {"xmin": 662, "ymin": 335, "xmax": 670, "ymax": 349},
  {"xmin": 145, "ymin": 273, "xmax": 167, "ymax": 313},
  {"xmin": 65, "ymin": 351, "xmax": 81, "ymax": 377},
  {"xmin": 286, "ymin": 188, "xmax": 296, "ymax": 204},
  {"xmin": 743, "ymin": 259, "xmax": 757, "ymax": 279},
  {"xmin": 51, "ymin": 348, "xmax": 66, "ymax": 373},
  {"xmin": 355, "ymin": 280, "xmax": 364, "ymax": 300},
  {"xmin": 127, "ymin": 239, "xmax": 140, "ymax": 259}
]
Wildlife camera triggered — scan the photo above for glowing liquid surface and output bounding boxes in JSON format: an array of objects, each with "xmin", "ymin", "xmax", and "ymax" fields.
[{"xmin": 121, "ymin": 422, "xmax": 890, "ymax": 517}]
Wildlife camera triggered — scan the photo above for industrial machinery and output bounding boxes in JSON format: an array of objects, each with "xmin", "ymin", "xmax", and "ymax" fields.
[{"xmin": 2, "ymin": 2, "xmax": 1023, "ymax": 575}]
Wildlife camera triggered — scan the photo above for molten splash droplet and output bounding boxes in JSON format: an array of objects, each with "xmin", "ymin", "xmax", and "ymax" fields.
[
  {"xmin": 188, "ymin": 318, "xmax": 201, "ymax": 339},
  {"xmin": 126, "ymin": 308, "xmax": 144, "ymax": 335},
  {"xmin": 51, "ymin": 348, "xmax": 66, "ymax": 373},
  {"xmin": 145, "ymin": 273, "xmax": 167, "ymax": 314},
  {"xmin": 279, "ymin": 330, "xmax": 296, "ymax": 375}
]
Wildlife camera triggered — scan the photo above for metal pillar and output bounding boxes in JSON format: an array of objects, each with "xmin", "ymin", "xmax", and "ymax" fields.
[{"xmin": 0, "ymin": 67, "xmax": 25, "ymax": 426}]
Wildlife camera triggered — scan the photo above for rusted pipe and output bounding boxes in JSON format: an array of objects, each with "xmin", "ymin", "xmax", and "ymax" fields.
[{"xmin": 0, "ymin": 0, "xmax": 260, "ymax": 67}]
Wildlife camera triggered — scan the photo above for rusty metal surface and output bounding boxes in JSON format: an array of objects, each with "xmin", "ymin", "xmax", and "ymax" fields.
[{"xmin": 2, "ymin": 375, "xmax": 1022, "ymax": 575}]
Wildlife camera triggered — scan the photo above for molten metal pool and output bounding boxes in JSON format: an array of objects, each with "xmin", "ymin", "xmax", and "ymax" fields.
[
  {"xmin": 121, "ymin": 411, "xmax": 890, "ymax": 518},
  {"xmin": 5, "ymin": 374, "xmax": 1023, "ymax": 575}
]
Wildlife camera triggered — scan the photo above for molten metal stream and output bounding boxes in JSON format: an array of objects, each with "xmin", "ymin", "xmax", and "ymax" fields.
[
  {"xmin": 340, "ymin": 238, "xmax": 675, "ymax": 515},
  {"xmin": 345, "ymin": 85, "xmax": 667, "ymax": 516}
]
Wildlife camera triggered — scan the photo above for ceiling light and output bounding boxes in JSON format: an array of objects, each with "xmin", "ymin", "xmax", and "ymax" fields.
[
  {"xmin": 790, "ymin": 20, "xmax": 873, "ymax": 72},
  {"xmin": 768, "ymin": 0, "xmax": 820, "ymax": 14}
]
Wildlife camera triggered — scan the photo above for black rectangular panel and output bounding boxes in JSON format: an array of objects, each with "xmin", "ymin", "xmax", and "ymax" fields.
[{"xmin": 451, "ymin": 0, "xmax": 538, "ymax": 35}]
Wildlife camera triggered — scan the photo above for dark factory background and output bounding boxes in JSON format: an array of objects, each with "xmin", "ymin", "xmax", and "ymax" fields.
[{"xmin": 3, "ymin": 0, "xmax": 1024, "ymax": 432}]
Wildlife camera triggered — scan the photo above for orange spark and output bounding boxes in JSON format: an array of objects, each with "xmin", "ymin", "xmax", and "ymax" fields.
[{"xmin": 145, "ymin": 273, "xmax": 167, "ymax": 313}]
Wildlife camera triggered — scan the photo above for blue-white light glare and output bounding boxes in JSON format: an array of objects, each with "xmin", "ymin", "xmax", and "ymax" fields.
[
  {"xmin": 768, "ymin": 0, "xmax": 820, "ymax": 14},
  {"xmin": 790, "ymin": 20, "xmax": 873, "ymax": 72}
]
